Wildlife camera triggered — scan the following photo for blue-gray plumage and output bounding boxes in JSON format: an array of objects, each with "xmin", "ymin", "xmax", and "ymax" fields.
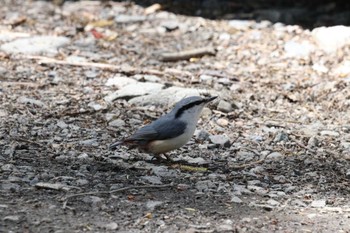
[{"xmin": 110, "ymin": 95, "xmax": 217, "ymax": 159}]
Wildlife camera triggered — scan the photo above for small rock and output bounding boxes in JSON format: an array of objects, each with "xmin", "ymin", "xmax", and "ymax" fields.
[
  {"xmin": 228, "ymin": 20, "xmax": 254, "ymax": 30},
  {"xmin": 1, "ymin": 164, "xmax": 15, "ymax": 172},
  {"xmin": 82, "ymin": 196, "xmax": 103, "ymax": 206},
  {"xmin": 209, "ymin": 135, "xmax": 231, "ymax": 147},
  {"xmin": 66, "ymin": 55, "xmax": 87, "ymax": 63},
  {"xmin": 231, "ymin": 196, "xmax": 243, "ymax": 203},
  {"xmin": 141, "ymin": 175, "xmax": 163, "ymax": 185},
  {"xmin": 346, "ymin": 169, "xmax": 350, "ymax": 179},
  {"xmin": 115, "ymin": 14, "xmax": 146, "ymax": 23},
  {"xmin": 195, "ymin": 180, "xmax": 216, "ymax": 192},
  {"xmin": 266, "ymin": 199, "xmax": 280, "ymax": 206},
  {"xmin": 217, "ymin": 100, "xmax": 232, "ymax": 113},
  {"xmin": 105, "ymin": 76, "xmax": 137, "ymax": 88},
  {"xmin": 312, "ymin": 63, "xmax": 329, "ymax": 73},
  {"xmin": 108, "ymin": 119, "xmax": 125, "ymax": 127},
  {"xmin": 1, "ymin": 183, "xmax": 20, "ymax": 192},
  {"xmin": 194, "ymin": 129, "xmax": 210, "ymax": 141},
  {"xmin": 84, "ymin": 70, "xmax": 98, "ymax": 79},
  {"xmin": 76, "ymin": 179, "xmax": 89, "ymax": 186},
  {"xmin": 77, "ymin": 153, "xmax": 89, "ymax": 161},
  {"xmin": 291, "ymin": 199, "xmax": 307, "ymax": 207},
  {"xmin": 104, "ymin": 82, "xmax": 164, "ymax": 102},
  {"xmin": 161, "ymin": 20, "xmax": 179, "ymax": 31},
  {"xmin": 57, "ymin": 120, "xmax": 68, "ymax": 129},
  {"xmin": 274, "ymin": 131, "xmax": 288, "ymax": 142},
  {"xmin": 308, "ymin": 136, "xmax": 319, "ymax": 148},
  {"xmin": 145, "ymin": 201, "xmax": 163, "ymax": 210},
  {"xmin": 312, "ymin": 26, "xmax": 350, "ymax": 53},
  {"xmin": 267, "ymin": 152, "xmax": 284, "ymax": 160},
  {"xmin": 199, "ymin": 74, "xmax": 214, "ymax": 83},
  {"xmin": 133, "ymin": 74, "xmax": 161, "ymax": 83},
  {"xmin": 18, "ymin": 96, "xmax": 46, "ymax": 108},
  {"xmin": 88, "ymin": 102, "xmax": 104, "ymax": 111},
  {"xmin": 320, "ymin": 130, "xmax": 340, "ymax": 137},
  {"xmin": 0, "ymin": 36, "xmax": 70, "ymax": 55},
  {"xmin": 311, "ymin": 200, "xmax": 326, "ymax": 208},
  {"xmin": 103, "ymin": 222, "xmax": 119, "ymax": 230},
  {"xmin": 3, "ymin": 215, "xmax": 20, "ymax": 222},
  {"xmin": 284, "ymin": 41, "xmax": 314, "ymax": 57},
  {"xmin": 216, "ymin": 118, "xmax": 229, "ymax": 127},
  {"xmin": 80, "ymin": 139, "xmax": 99, "ymax": 147}
]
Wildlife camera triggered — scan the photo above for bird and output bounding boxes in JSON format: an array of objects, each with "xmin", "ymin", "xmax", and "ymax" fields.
[{"xmin": 110, "ymin": 95, "xmax": 217, "ymax": 160}]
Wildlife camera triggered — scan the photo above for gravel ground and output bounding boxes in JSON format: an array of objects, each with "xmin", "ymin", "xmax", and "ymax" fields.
[{"xmin": 0, "ymin": 1, "xmax": 350, "ymax": 232}]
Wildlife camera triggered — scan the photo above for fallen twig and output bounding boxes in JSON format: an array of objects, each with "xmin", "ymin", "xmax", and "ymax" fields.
[
  {"xmin": 63, "ymin": 183, "xmax": 175, "ymax": 202},
  {"xmin": 18, "ymin": 55, "xmax": 164, "ymax": 76},
  {"xmin": 159, "ymin": 47, "xmax": 217, "ymax": 62},
  {"xmin": 230, "ymin": 157, "xmax": 266, "ymax": 169}
]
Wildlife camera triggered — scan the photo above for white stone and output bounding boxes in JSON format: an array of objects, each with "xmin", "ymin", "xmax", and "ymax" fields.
[
  {"xmin": 104, "ymin": 82, "xmax": 164, "ymax": 102},
  {"xmin": 284, "ymin": 41, "xmax": 314, "ymax": 57},
  {"xmin": 105, "ymin": 76, "xmax": 137, "ymax": 88},
  {"xmin": 312, "ymin": 26, "xmax": 350, "ymax": 53},
  {"xmin": 1, "ymin": 36, "xmax": 70, "ymax": 55},
  {"xmin": 311, "ymin": 199, "xmax": 326, "ymax": 208}
]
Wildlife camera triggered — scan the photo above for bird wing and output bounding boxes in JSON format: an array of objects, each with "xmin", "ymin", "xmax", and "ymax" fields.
[{"xmin": 128, "ymin": 118, "xmax": 186, "ymax": 142}]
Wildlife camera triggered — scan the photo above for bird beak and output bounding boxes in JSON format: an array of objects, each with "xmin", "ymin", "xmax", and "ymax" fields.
[{"xmin": 204, "ymin": 96, "xmax": 218, "ymax": 103}]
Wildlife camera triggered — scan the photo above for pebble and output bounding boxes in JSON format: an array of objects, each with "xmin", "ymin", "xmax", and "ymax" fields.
[
  {"xmin": 311, "ymin": 200, "xmax": 326, "ymax": 208},
  {"xmin": 216, "ymin": 118, "xmax": 229, "ymax": 127},
  {"xmin": 56, "ymin": 120, "xmax": 68, "ymax": 129},
  {"xmin": 109, "ymin": 119, "xmax": 126, "ymax": 127},
  {"xmin": 115, "ymin": 14, "xmax": 146, "ymax": 23},
  {"xmin": 0, "ymin": 36, "xmax": 70, "ymax": 55},
  {"xmin": 194, "ymin": 129, "xmax": 210, "ymax": 141},
  {"xmin": 80, "ymin": 139, "xmax": 99, "ymax": 147},
  {"xmin": 88, "ymin": 102, "xmax": 104, "ymax": 111},
  {"xmin": 308, "ymin": 136, "xmax": 319, "ymax": 148},
  {"xmin": 216, "ymin": 220, "xmax": 234, "ymax": 231},
  {"xmin": 141, "ymin": 175, "xmax": 163, "ymax": 185},
  {"xmin": 195, "ymin": 180, "xmax": 216, "ymax": 192},
  {"xmin": 320, "ymin": 130, "xmax": 340, "ymax": 137},
  {"xmin": 346, "ymin": 169, "xmax": 350, "ymax": 179},
  {"xmin": 145, "ymin": 201, "xmax": 163, "ymax": 210},
  {"xmin": 128, "ymin": 86, "xmax": 215, "ymax": 107},
  {"xmin": 273, "ymin": 131, "xmax": 288, "ymax": 142},
  {"xmin": 17, "ymin": 96, "xmax": 46, "ymax": 108},
  {"xmin": 1, "ymin": 183, "xmax": 20, "ymax": 192},
  {"xmin": 82, "ymin": 196, "xmax": 103, "ymax": 206},
  {"xmin": 312, "ymin": 26, "xmax": 350, "ymax": 52},
  {"xmin": 105, "ymin": 76, "xmax": 137, "ymax": 88},
  {"xmin": 231, "ymin": 195, "xmax": 243, "ymax": 203},
  {"xmin": 284, "ymin": 40, "xmax": 313, "ymax": 57},
  {"xmin": 228, "ymin": 20, "xmax": 254, "ymax": 30},
  {"xmin": 3, "ymin": 215, "xmax": 20, "ymax": 222},
  {"xmin": 136, "ymin": 74, "xmax": 161, "ymax": 83},
  {"xmin": 1, "ymin": 163, "xmax": 15, "ymax": 172},
  {"xmin": 84, "ymin": 70, "xmax": 99, "ymax": 79},
  {"xmin": 104, "ymin": 82, "xmax": 164, "ymax": 102},
  {"xmin": 76, "ymin": 179, "xmax": 89, "ymax": 186},
  {"xmin": 208, "ymin": 135, "xmax": 231, "ymax": 147},
  {"xmin": 266, "ymin": 199, "xmax": 280, "ymax": 206},
  {"xmin": 217, "ymin": 100, "xmax": 232, "ymax": 113},
  {"xmin": 266, "ymin": 152, "xmax": 284, "ymax": 160},
  {"xmin": 103, "ymin": 222, "xmax": 119, "ymax": 230}
]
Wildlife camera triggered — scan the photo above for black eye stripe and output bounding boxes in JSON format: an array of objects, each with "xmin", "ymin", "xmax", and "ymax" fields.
[{"xmin": 175, "ymin": 100, "xmax": 205, "ymax": 118}]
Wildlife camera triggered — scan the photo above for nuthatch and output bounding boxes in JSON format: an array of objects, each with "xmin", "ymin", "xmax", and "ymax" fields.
[{"xmin": 110, "ymin": 96, "xmax": 217, "ymax": 160}]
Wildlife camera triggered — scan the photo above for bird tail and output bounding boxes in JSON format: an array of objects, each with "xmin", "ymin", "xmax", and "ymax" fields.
[{"xmin": 109, "ymin": 140, "xmax": 124, "ymax": 150}]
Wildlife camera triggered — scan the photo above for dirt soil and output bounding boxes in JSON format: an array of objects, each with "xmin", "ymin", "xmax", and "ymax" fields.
[{"xmin": 0, "ymin": 1, "xmax": 350, "ymax": 233}]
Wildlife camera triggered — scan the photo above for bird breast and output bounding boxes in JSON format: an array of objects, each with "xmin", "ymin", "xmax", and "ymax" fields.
[{"xmin": 147, "ymin": 125, "xmax": 196, "ymax": 154}]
